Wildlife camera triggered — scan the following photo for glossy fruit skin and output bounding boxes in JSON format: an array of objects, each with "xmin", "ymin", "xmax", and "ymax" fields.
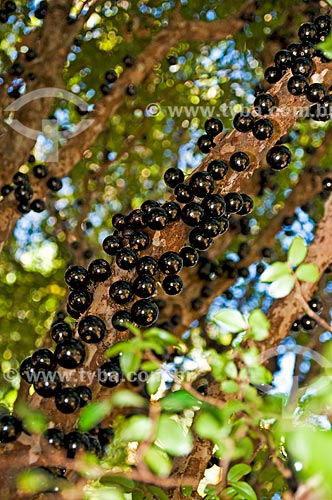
[
  {"xmin": 301, "ymin": 314, "xmax": 317, "ymax": 331},
  {"xmin": 274, "ymin": 49, "xmax": 292, "ymax": 68},
  {"xmin": 129, "ymin": 231, "xmax": 150, "ymax": 251},
  {"xmin": 201, "ymin": 218, "xmax": 221, "ymax": 237},
  {"xmin": 233, "ymin": 112, "xmax": 254, "ymax": 132},
  {"xmin": 32, "ymin": 349, "xmax": 56, "ymax": 371},
  {"xmin": 112, "ymin": 310, "xmax": 132, "ymax": 331},
  {"xmin": 64, "ymin": 431, "xmax": 90, "ymax": 458},
  {"xmin": 254, "ymin": 93, "xmax": 275, "ymax": 115},
  {"xmin": 201, "ymin": 194, "xmax": 226, "ymax": 219},
  {"xmin": 15, "ymin": 184, "xmax": 33, "ymax": 201},
  {"xmin": 47, "ymin": 177, "xmax": 63, "ymax": 192},
  {"xmin": 33, "ymin": 371, "xmax": 61, "ymax": 398},
  {"xmin": 146, "ymin": 207, "xmax": 169, "ymax": 230},
  {"xmin": 181, "ymin": 202, "xmax": 204, "ymax": 226},
  {"xmin": 78, "ymin": 315, "xmax": 106, "ymax": 343},
  {"xmin": 323, "ymin": 177, "xmax": 332, "ymax": 191},
  {"xmin": 224, "ymin": 193, "xmax": 244, "ymax": 213},
  {"xmin": 88, "ymin": 259, "xmax": 111, "ymax": 282},
  {"xmin": 31, "ymin": 199, "xmax": 46, "ymax": 212},
  {"xmin": 20, "ymin": 357, "xmax": 36, "ymax": 383},
  {"xmin": 174, "ymin": 183, "xmax": 194, "ymax": 203},
  {"xmin": 136, "ymin": 256, "xmax": 158, "ymax": 276},
  {"xmin": 116, "ymin": 248, "xmax": 137, "ymax": 270},
  {"xmin": 51, "ymin": 322, "xmax": 72, "ymax": 344},
  {"xmin": 67, "ymin": 290, "xmax": 92, "ymax": 313},
  {"xmin": 288, "ymin": 75, "xmax": 309, "ymax": 96},
  {"xmin": 298, "ymin": 22, "xmax": 317, "ymax": 43},
  {"xmin": 219, "ymin": 216, "xmax": 230, "ymax": 234},
  {"xmin": 132, "ymin": 274, "xmax": 156, "ymax": 298},
  {"xmin": 266, "ymin": 145, "xmax": 292, "ymax": 170},
  {"xmin": 0, "ymin": 415, "xmax": 22, "ymax": 443},
  {"xmin": 238, "ymin": 194, "xmax": 254, "ymax": 215},
  {"xmin": 292, "ymin": 57, "xmax": 314, "ymax": 78},
  {"xmin": 109, "ymin": 280, "xmax": 134, "ymax": 304},
  {"xmin": 308, "ymin": 297, "xmax": 323, "ymax": 313},
  {"xmin": 204, "ymin": 117, "xmax": 223, "ymax": 137},
  {"xmin": 65, "ymin": 265, "xmax": 89, "ymax": 289},
  {"xmin": 252, "ymin": 119, "xmax": 274, "ymax": 140},
  {"xmin": 87, "ymin": 435, "xmax": 103, "ymax": 457},
  {"xmin": 123, "ymin": 54, "xmax": 135, "ymax": 67},
  {"xmin": 1, "ymin": 184, "xmax": 13, "ymax": 196},
  {"xmin": 125, "ymin": 209, "xmax": 147, "ymax": 229},
  {"xmin": 207, "ymin": 159, "xmax": 228, "ymax": 180},
  {"xmin": 189, "ymin": 172, "xmax": 215, "ymax": 198},
  {"xmin": 131, "ymin": 299, "xmax": 159, "ymax": 326},
  {"xmin": 197, "ymin": 134, "xmax": 215, "ymax": 153},
  {"xmin": 98, "ymin": 361, "xmax": 122, "ymax": 387},
  {"xmin": 162, "ymin": 202, "xmax": 181, "ymax": 222},
  {"xmin": 189, "ymin": 228, "xmax": 212, "ymax": 250},
  {"xmin": 126, "ymin": 84, "xmax": 137, "ymax": 97},
  {"xmin": 230, "ymin": 152, "xmax": 250, "ymax": 171},
  {"xmin": 158, "ymin": 252, "xmax": 183, "ymax": 275},
  {"xmin": 164, "ymin": 167, "xmax": 184, "ymax": 188},
  {"xmin": 112, "ymin": 213, "xmax": 126, "ymax": 231},
  {"xmin": 103, "ymin": 234, "xmax": 122, "ymax": 255},
  {"xmin": 55, "ymin": 339, "xmax": 86, "ymax": 369},
  {"xmin": 33, "ymin": 164, "xmax": 48, "ymax": 178},
  {"xmin": 105, "ymin": 69, "xmax": 117, "ymax": 82},
  {"xmin": 315, "ymin": 15, "xmax": 331, "ymax": 34},
  {"xmin": 265, "ymin": 66, "xmax": 283, "ymax": 83},
  {"xmin": 162, "ymin": 275, "xmax": 183, "ymax": 295},
  {"xmin": 307, "ymin": 83, "xmax": 326, "ymax": 102},
  {"xmin": 141, "ymin": 200, "xmax": 160, "ymax": 214},
  {"xmin": 45, "ymin": 428, "xmax": 64, "ymax": 449},
  {"xmin": 76, "ymin": 386, "xmax": 92, "ymax": 407},
  {"xmin": 12, "ymin": 172, "xmax": 29, "ymax": 185},
  {"xmin": 179, "ymin": 246, "xmax": 199, "ymax": 267},
  {"xmin": 55, "ymin": 388, "xmax": 81, "ymax": 414}
]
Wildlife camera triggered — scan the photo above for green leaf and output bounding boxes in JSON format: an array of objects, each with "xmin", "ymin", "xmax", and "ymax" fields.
[
  {"xmin": 156, "ymin": 415, "xmax": 193, "ymax": 456},
  {"xmin": 85, "ymin": 486, "xmax": 126, "ymax": 500},
  {"xmin": 221, "ymin": 380, "xmax": 238, "ymax": 393},
  {"xmin": 160, "ymin": 390, "xmax": 201, "ymax": 411},
  {"xmin": 15, "ymin": 403, "xmax": 48, "ymax": 435},
  {"xmin": 144, "ymin": 328, "xmax": 181, "ymax": 347},
  {"xmin": 120, "ymin": 351, "xmax": 141, "ymax": 378},
  {"xmin": 227, "ymin": 464, "xmax": 252, "ymax": 482},
  {"xmin": 269, "ymin": 275, "xmax": 295, "ymax": 298},
  {"xmin": 144, "ymin": 445, "xmax": 172, "ymax": 477},
  {"xmin": 111, "ymin": 390, "xmax": 147, "ymax": 408},
  {"xmin": 147, "ymin": 371, "xmax": 162, "ymax": 395},
  {"xmin": 249, "ymin": 366, "xmax": 272, "ymax": 385},
  {"xmin": 223, "ymin": 486, "xmax": 237, "ymax": 498},
  {"xmin": 194, "ymin": 411, "xmax": 222, "ymax": 440},
  {"xmin": 141, "ymin": 360, "xmax": 160, "ymax": 371},
  {"xmin": 287, "ymin": 237, "xmax": 307, "ymax": 267},
  {"xmin": 120, "ymin": 415, "xmax": 152, "ymax": 442},
  {"xmin": 78, "ymin": 401, "xmax": 112, "ymax": 432},
  {"xmin": 146, "ymin": 485, "xmax": 169, "ymax": 500},
  {"xmin": 213, "ymin": 309, "xmax": 247, "ymax": 333},
  {"xmin": 260, "ymin": 262, "xmax": 291, "ymax": 283},
  {"xmin": 296, "ymin": 263, "xmax": 319, "ymax": 283},
  {"xmin": 17, "ymin": 469, "xmax": 55, "ymax": 494},
  {"xmin": 99, "ymin": 477, "xmax": 135, "ymax": 492},
  {"xmin": 106, "ymin": 341, "xmax": 135, "ymax": 357},
  {"xmin": 229, "ymin": 481, "xmax": 257, "ymax": 500},
  {"xmin": 248, "ymin": 309, "xmax": 270, "ymax": 341}
]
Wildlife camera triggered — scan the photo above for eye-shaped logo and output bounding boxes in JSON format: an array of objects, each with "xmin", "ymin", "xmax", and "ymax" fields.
[{"xmin": 4, "ymin": 87, "xmax": 94, "ymax": 162}]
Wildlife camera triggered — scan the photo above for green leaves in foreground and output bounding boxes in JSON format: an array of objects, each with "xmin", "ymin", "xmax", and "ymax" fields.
[{"xmin": 212, "ymin": 308, "xmax": 269, "ymax": 341}]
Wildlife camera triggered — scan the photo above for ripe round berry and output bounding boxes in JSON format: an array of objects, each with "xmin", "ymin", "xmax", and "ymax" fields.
[
  {"xmin": 76, "ymin": 386, "xmax": 92, "ymax": 407},
  {"xmin": 181, "ymin": 202, "xmax": 204, "ymax": 226},
  {"xmin": 109, "ymin": 280, "xmax": 134, "ymax": 304},
  {"xmin": 224, "ymin": 193, "xmax": 244, "ymax": 213},
  {"xmin": 252, "ymin": 119, "xmax": 274, "ymax": 140},
  {"xmin": 204, "ymin": 117, "xmax": 223, "ymax": 137},
  {"xmin": 112, "ymin": 310, "xmax": 132, "ymax": 331},
  {"xmin": 112, "ymin": 213, "xmax": 126, "ymax": 231},
  {"xmin": 129, "ymin": 231, "xmax": 150, "ymax": 251},
  {"xmin": 274, "ymin": 49, "xmax": 292, "ymax": 68},
  {"xmin": 20, "ymin": 357, "xmax": 36, "ymax": 383},
  {"xmin": 179, "ymin": 246, "xmax": 199, "ymax": 267},
  {"xmin": 164, "ymin": 167, "xmax": 184, "ymax": 188},
  {"xmin": 297, "ymin": 42, "xmax": 315, "ymax": 59},
  {"xmin": 162, "ymin": 201, "xmax": 181, "ymax": 222},
  {"xmin": 132, "ymin": 274, "xmax": 156, "ymax": 298},
  {"xmin": 1, "ymin": 184, "xmax": 13, "ymax": 196},
  {"xmin": 233, "ymin": 112, "xmax": 254, "ymax": 132},
  {"xmin": 14, "ymin": 184, "xmax": 33, "ymax": 202},
  {"xmin": 264, "ymin": 66, "xmax": 283, "ymax": 84},
  {"xmin": 116, "ymin": 248, "xmax": 137, "ymax": 270},
  {"xmin": 207, "ymin": 159, "xmax": 228, "ymax": 180},
  {"xmin": 5, "ymin": 1, "xmax": 17, "ymax": 13},
  {"xmin": 162, "ymin": 275, "xmax": 183, "ymax": 295},
  {"xmin": 98, "ymin": 361, "xmax": 122, "ymax": 388},
  {"xmin": 197, "ymin": 134, "xmax": 215, "ymax": 154},
  {"xmin": 125, "ymin": 209, "xmax": 147, "ymax": 229},
  {"xmin": 64, "ymin": 431, "xmax": 90, "ymax": 458},
  {"xmin": 189, "ymin": 228, "xmax": 212, "ymax": 250},
  {"xmin": 13, "ymin": 172, "xmax": 29, "ymax": 186},
  {"xmin": 308, "ymin": 297, "xmax": 323, "ymax": 313},
  {"xmin": 67, "ymin": 290, "xmax": 92, "ymax": 313},
  {"xmin": 33, "ymin": 164, "xmax": 48, "ymax": 178},
  {"xmin": 103, "ymin": 234, "xmax": 122, "ymax": 255},
  {"xmin": 88, "ymin": 259, "xmax": 111, "ymax": 282},
  {"xmin": 174, "ymin": 183, "xmax": 194, "ymax": 203},
  {"xmin": 65, "ymin": 265, "xmax": 89, "ymax": 289},
  {"xmin": 33, "ymin": 371, "xmax": 61, "ymax": 398},
  {"xmin": 201, "ymin": 218, "xmax": 222, "ymax": 237},
  {"xmin": 51, "ymin": 322, "xmax": 72, "ymax": 343},
  {"xmin": 266, "ymin": 145, "xmax": 292, "ymax": 170},
  {"xmin": 47, "ymin": 177, "xmax": 63, "ymax": 192},
  {"xmin": 131, "ymin": 299, "xmax": 159, "ymax": 326},
  {"xmin": 189, "ymin": 172, "xmax": 215, "ymax": 198},
  {"xmin": 105, "ymin": 69, "xmax": 117, "ymax": 83},
  {"xmin": 141, "ymin": 200, "xmax": 160, "ymax": 214},
  {"xmin": 146, "ymin": 207, "xmax": 169, "ymax": 230},
  {"xmin": 307, "ymin": 83, "xmax": 326, "ymax": 103},
  {"xmin": 292, "ymin": 57, "xmax": 314, "ymax": 78},
  {"xmin": 78, "ymin": 315, "xmax": 106, "ymax": 343},
  {"xmin": 315, "ymin": 15, "xmax": 331, "ymax": 34},
  {"xmin": 219, "ymin": 216, "xmax": 230, "ymax": 234},
  {"xmin": 31, "ymin": 349, "xmax": 56, "ymax": 371},
  {"xmin": 0, "ymin": 415, "xmax": 21, "ymax": 443},
  {"xmin": 301, "ymin": 314, "xmax": 317, "ymax": 331},
  {"xmin": 30, "ymin": 199, "xmax": 45, "ymax": 212},
  {"xmin": 45, "ymin": 428, "xmax": 64, "ymax": 449},
  {"xmin": 254, "ymin": 93, "xmax": 275, "ymax": 115},
  {"xmin": 288, "ymin": 75, "xmax": 309, "ymax": 95},
  {"xmin": 126, "ymin": 84, "xmax": 137, "ymax": 97},
  {"xmin": 230, "ymin": 152, "xmax": 250, "ymax": 171},
  {"xmin": 238, "ymin": 194, "xmax": 254, "ymax": 215},
  {"xmin": 159, "ymin": 252, "xmax": 183, "ymax": 275},
  {"xmin": 136, "ymin": 256, "xmax": 158, "ymax": 276},
  {"xmin": 55, "ymin": 387, "xmax": 80, "ymax": 414},
  {"xmin": 201, "ymin": 194, "xmax": 226, "ymax": 219},
  {"xmin": 17, "ymin": 202, "xmax": 30, "ymax": 214},
  {"xmin": 323, "ymin": 177, "xmax": 332, "ymax": 192},
  {"xmin": 55, "ymin": 339, "xmax": 86, "ymax": 369},
  {"xmin": 123, "ymin": 54, "xmax": 135, "ymax": 67},
  {"xmin": 298, "ymin": 22, "xmax": 317, "ymax": 43}
]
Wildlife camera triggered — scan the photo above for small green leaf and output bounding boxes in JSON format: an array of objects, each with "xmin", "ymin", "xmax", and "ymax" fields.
[
  {"xmin": 18, "ymin": 469, "xmax": 55, "ymax": 494},
  {"xmin": 229, "ymin": 481, "xmax": 257, "ymax": 500},
  {"xmin": 248, "ymin": 309, "xmax": 270, "ymax": 341},
  {"xmin": 144, "ymin": 445, "xmax": 172, "ymax": 477},
  {"xmin": 269, "ymin": 275, "xmax": 295, "ymax": 298},
  {"xmin": 120, "ymin": 415, "xmax": 152, "ymax": 442},
  {"xmin": 85, "ymin": 486, "xmax": 126, "ymax": 500},
  {"xmin": 296, "ymin": 263, "xmax": 319, "ymax": 283},
  {"xmin": 78, "ymin": 401, "xmax": 111, "ymax": 432},
  {"xmin": 227, "ymin": 464, "xmax": 252, "ymax": 482},
  {"xmin": 111, "ymin": 390, "xmax": 147, "ymax": 408},
  {"xmin": 106, "ymin": 341, "xmax": 135, "ymax": 357},
  {"xmin": 160, "ymin": 390, "xmax": 201, "ymax": 411},
  {"xmin": 146, "ymin": 485, "xmax": 169, "ymax": 500},
  {"xmin": 141, "ymin": 360, "xmax": 160, "ymax": 371},
  {"xmin": 223, "ymin": 486, "xmax": 237, "ymax": 498},
  {"xmin": 213, "ymin": 309, "xmax": 247, "ymax": 333},
  {"xmin": 144, "ymin": 328, "xmax": 180, "ymax": 347},
  {"xmin": 249, "ymin": 366, "xmax": 272, "ymax": 385},
  {"xmin": 260, "ymin": 262, "xmax": 291, "ymax": 283},
  {"xmin": 120, "ymin": 351, "xmax": 141, "ymax": 378},
  {"xmin": 100, "ymin": 477, "xmax": 135, "ymax": 492},
  {"xmin": 221, "ymin": 380, "xmax": 238, "ymax": 393},
  {"xmin": 15, "ymin": 403, "xmax": 48, "ymax": 435},
  {"xmin": 194, "ymin": 411, "xmax": 222, "ymax": 440},
  {"xmin": 287, "ymin": 237, "xmax": 307, "ymax": 267},
  {"xmin": 147, "ymin": 371, "xmax": 162, "ymax": 395},
  {"xmin": 156, "ymin": 415, "xmax": 193, "ymax": 456}
]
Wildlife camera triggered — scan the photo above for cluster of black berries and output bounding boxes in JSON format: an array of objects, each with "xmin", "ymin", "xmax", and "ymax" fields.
[
  {"xmin": 0, "ymin": 0, "xmax": 16, "ymax": 23},
  {"xmin": 100, "ymin": 55, "xmax": 137, "ymax": 97},
  {"xmin": 0, "ymin": 161, "xmax": 63, "ymax": 213},
  {"xmin": 291, "ymin": 297, "xmax": 323, "ymax": 334}
]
